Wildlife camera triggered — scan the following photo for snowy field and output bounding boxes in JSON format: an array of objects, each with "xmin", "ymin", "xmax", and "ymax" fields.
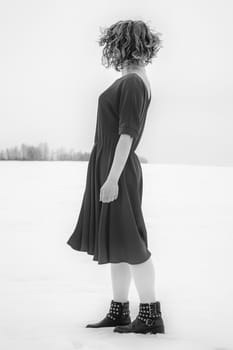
[{"xmin": 0, "ymin": 161, "xmax": 233, "ymax": 350}]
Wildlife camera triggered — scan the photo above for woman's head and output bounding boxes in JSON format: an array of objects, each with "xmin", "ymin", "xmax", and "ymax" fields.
[{"xmin": 98, "ymin": 19, "xmax": 163, "ymax": 72}]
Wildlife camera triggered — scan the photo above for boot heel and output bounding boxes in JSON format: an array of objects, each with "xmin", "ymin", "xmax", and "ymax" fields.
[
  {"xmin": 151, "ymin": 324, "xmax": 165, "ymax": 334},
  {"xmin": 119, "ymin": 315, "xmax": 131, "ymax": 326}
]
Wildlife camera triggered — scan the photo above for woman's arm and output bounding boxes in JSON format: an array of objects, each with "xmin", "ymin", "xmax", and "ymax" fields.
[
  {"xmin": 107, "ymin": 134, "xmax": 133, "ymax": 182},
  {"xmin": 99, "ymin": 134, "xmax": 133, "ymax": 202},
  {"xmin": 100, "ymin": 76, "xmax": 145, "ymax": 202}
]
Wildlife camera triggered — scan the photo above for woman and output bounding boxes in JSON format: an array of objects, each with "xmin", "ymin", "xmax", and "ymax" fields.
[{"xmin": 66, "ymin": 19, "xmax": 164, "ymax": 334}]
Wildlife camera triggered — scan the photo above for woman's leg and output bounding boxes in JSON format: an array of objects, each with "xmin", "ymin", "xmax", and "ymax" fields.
[
  {"xmin": 110, "ymin": 262, "xmax": 132, "ymax": 302},
  {"xmin": 130, "ymin": 256, "xmax": 156, "ymax": 303}
]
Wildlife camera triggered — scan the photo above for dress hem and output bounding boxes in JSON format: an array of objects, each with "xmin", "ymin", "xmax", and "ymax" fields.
[{"xmin": 66, "ymin": 241, "xmax": 151, "ymax": 265}]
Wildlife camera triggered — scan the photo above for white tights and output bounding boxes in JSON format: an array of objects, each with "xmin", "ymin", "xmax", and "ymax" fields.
[{"xmin": 110, "ymin": 256, "xmax": 156, "ymax": 303}]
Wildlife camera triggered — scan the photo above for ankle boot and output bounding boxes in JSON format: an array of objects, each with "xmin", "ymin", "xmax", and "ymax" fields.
[
  {"xmin": 113, "ymin": 301, "xmax": 165, "ymax": 334},
  {"xmin": 86, "ymin": 299, "xmax": 131, "ymax": 328}
]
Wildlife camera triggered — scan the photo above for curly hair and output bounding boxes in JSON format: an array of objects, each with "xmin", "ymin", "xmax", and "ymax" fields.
[{"xmin": 97, "ymin": 19, "xmax": 163, "ymax": 72}]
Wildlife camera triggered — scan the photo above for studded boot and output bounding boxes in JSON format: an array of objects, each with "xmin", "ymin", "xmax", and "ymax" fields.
[
  {"xmin": 86, "ymin": 299, "xmax": 131, "ymax": 328},
  {"xmin": 113, "ymin": 301, "xmax": 165, "ymax": 334}
]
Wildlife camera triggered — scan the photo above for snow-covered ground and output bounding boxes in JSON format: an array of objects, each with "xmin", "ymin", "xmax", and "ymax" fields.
[{"xmin": 0, "ymin": 161, "xmax": 233, "ymax": 350}]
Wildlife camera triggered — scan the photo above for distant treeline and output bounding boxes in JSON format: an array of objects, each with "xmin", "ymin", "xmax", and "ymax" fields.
[
  {"xmin": 0, "ymin": 142, "xmax": 148, "ymax": 163},
  {"xmin": 0, "ymin": 143, "xmax": 90, "ymax": 161}
]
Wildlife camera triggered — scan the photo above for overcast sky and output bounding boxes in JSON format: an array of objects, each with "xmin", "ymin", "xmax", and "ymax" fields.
[{"xmin": 0, "ymin": 0, "xmax": 233, "ymax": 165}]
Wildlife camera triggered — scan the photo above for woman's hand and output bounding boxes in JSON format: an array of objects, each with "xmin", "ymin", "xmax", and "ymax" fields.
[{"xmin": 99, "ymin": 177, "xmax": 119, "ymax": 203}]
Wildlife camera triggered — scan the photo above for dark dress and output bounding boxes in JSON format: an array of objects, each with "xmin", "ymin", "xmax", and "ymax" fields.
[{"xmin": 66, "ymin": 72, "xmax": 152, "ymax": 264}]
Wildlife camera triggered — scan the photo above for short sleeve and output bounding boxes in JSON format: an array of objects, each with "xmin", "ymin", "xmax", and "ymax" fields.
[{"xmin": 118, "ymin": 75, "xmax": 144, "ymax": 139}]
